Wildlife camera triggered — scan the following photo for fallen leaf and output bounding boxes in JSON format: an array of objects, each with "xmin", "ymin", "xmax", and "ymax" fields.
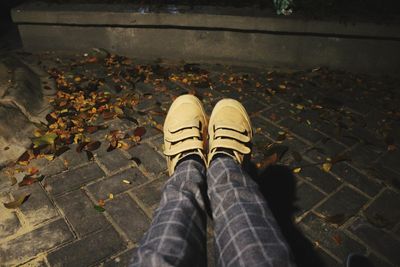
[
  {"xmin": 107, "ymin": 139, "xmax": 118, "ymax": 152},
  {"xmin": 293, "ymin": 167, "xmax": 302, "ymax": 173},
  {"xmin": 98, "ymin": 199, "xmax": 106, "ymax": 207},
  {"xmin": 85, "ymin": 150, "xmax": 94, "ymax": 161},
  {"xmin": 27, "ymin": 167, "xmax": 39, "ymax": 176},
  {"xmin": 119, "ymin": 140, "xmax": 131, "ymax": 150},
  {"xmin": 17, "ymin": 151, "xmax": 30, "ymax": 164},
  {"xmin": 322, "ymin": 162, "xmax": 332, "ymax": 172},
  {"xmin": 76, "ymin": 141, "xmax": 90, "ymax": 153},
  {"xmin": 133, "ymin": 126, "xmax": 146, "ymax": 138},
  {"xmin": 32, "ymin": 133, "xmax": 58, "ymax": 148},
  {"xmin": 276, "ymin": 131, "xmax": 286, "ymax": 142},
  {"xmin": 3, "ymin": 194, "xmax": 30, "ymax": 209},
  {"xmin": 114, "ymin": 106, "xmax": 124, "ymax": 116},
  {"xmin": 86, "ymin": 141, "xmax": 101, "ymax": 151},
  {"xmin": 332, "ymin": 234, "xmax": 342, "ymax": 245},
  {"xmin": 259, "ymin": 153, "xmax": 278, "ymax": 169},
  {"xmin": 122, "ymin": 179, "xmax": 131, "ymax": 184},
  {"xmin": 315, "ymin": 212, "xmax": 346, "ymax": 225},
  {"xmin": 109, "ymin": 193, "xmax": 114, "ymax": 200},
  {"xmin": 18, "ymin": 175, "xmax": 44, "ymax": 187},
  {"xmin": 93, "ymin": 205, "xmax": 105, "ymax": 212},
  {"xmin": 54, "ymin": 146, "xmax": 70, "ymax": 157}
]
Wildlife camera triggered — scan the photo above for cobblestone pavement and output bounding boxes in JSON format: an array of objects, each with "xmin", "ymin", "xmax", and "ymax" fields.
[{"xmin": 0, "ymin": 51, "xmax": 399, "ymax": 267}]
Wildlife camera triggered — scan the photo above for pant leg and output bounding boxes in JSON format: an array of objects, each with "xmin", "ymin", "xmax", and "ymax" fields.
[
  {"xmin": 207, "ymin": 156, "xmax": 296, "ymax": 267},
  {"xmin": 131, "ymin": 159, "xmax": 208, "ymax": 267}
]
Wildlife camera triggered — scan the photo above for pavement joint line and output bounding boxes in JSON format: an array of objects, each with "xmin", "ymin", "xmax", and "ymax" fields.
[
  {"xmin": 308, "ymin": 183, "xmax": 347, "ymax": 216},
  {"xmin": 342, "ymin": 227, "xmax": 395, "ymax": 265},
  {"xmin": 0, "ymin": 216, "xmax": 64, "ymax": 246},
  {"xmin": 84, "ymin": 188, "xmax": 134, "ymax": 247},
  {"xmin": 297, "ymin": 222, "xmax": 343, "ymax": 264},
  {"xmin": 127, "ymin": 190, "xmax": 154, "ymax": 220}
]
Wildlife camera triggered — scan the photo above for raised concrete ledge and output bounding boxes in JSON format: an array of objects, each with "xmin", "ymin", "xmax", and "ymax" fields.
[
  {"xmin": 12, "ymin": 3, "xmax": 400, "ymax": 39},
  {"xmin": 11, "ymin": 2, "xmax": 400, "ymax": 75}
]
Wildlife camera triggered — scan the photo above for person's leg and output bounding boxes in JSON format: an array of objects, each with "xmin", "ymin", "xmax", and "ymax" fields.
[
  {"xmin": 207, "ymin": 156, "xmax": 295, "ymax": 267},
  {"xmin": 206, "ymin": 99, "xmax": 295, "ymax": 267},
  {"xmin": 131, "ymin": 157, "xmax": 207, "ymax": 267},
  {"xmin": 131, "ymin": 94, "xmax": 209, "ymax": 266}
]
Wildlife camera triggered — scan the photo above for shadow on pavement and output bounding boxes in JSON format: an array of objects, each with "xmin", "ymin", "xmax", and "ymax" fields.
[{"xmin": 244, "ymin": 162, "xmax": 325, "ymax": 267}]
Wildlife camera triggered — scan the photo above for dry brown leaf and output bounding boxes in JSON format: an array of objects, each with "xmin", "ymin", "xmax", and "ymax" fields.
[{"xmin": 3, "ymin": 194, "xmax": 30, "ymax": 209}]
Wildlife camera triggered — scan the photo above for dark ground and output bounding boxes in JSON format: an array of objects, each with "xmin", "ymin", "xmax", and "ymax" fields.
[{"xmin": 0, "ymin": 50, "xmax": 399, "ymax": 266}]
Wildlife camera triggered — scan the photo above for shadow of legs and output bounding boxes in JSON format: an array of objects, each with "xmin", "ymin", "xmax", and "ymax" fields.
[{"xmin": 244, "ymin": 162, "xmax": 325, "ymax": 267}]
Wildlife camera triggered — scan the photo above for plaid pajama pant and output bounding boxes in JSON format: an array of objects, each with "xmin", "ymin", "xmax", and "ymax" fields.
[{"xmin": 130, "ymin": 156, "xmax": 295, "ymax": 267}]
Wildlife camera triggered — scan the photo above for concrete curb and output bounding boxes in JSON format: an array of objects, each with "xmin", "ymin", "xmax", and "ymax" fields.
[{"xmin": 11, "ymin": 2, "xmax": 400, "ymax": 75}]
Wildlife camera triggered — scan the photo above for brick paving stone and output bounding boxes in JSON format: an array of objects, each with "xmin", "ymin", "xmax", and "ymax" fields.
[
  {"xmin": 96, "ymin": 148, "xmax": 131, "ymax": 173},
  {"xmin": 348, "ymin": 144, "xmax": 383, "ymax": 168},
  {"xmin": 378, "ymin": 149, "xmax": 400, "ymax": 174},
  {"xmin": 136, "ymin": 96, "xmax": 159, "ymax": 111},
  {"xmin": 298, "ymin": 165, "xmax": 341, "ymax": 194},
  {"xmin": 348, "ymin": 217, "xmax": 400, "ymax": 265},
  {"xmin": 315, "ymin": 186, "xmax": 368, "ymax": 223},
  {"xmin": 55, "ymin": 189, "xmax": 109, "ymax": 237},
  {"xmin": 315, "ymin": 249, "xmax": 341, "ymax": 267},
  {"xmin": 280, "ymin": 117, "xmax": 326, "ymax": 143},
  {"xmin": 60, "ymin": 144, "xmax": 90, "ymax": 168},
  {"xmin": 294, "ymin": 182, "xmax": 325, "ymax": 216},
  {"xmin": 28, "ymin": 157, "xmax": 67, "ymax": 177},
  {"xmin": 262, "ymin": 102, "xmax": 299, "ymax": 121},
  {"xmin": 363, "ymin": 189, "xmax": 400, "ymax": 230},
  {"xmin": 150, "ymin": 135, "xmax": 163, "ymax": 151},
  {"xmin": 368, "ymin": 163, "xmax": 400, "ymax": 190},
  {"xmin": 131, "ymin": 176, "xmax": 165, "ymax": 214},
  {"xmin": 87, "ymin": 168, "xmax": 148, "ymax": 200},
  {"xmin": 368, "ymin": 253, "xmax": 394, "ymax": 267},
  {"xmin": 0, "ymin": 209, "xmax": 21, "ymax": 239},
  {"xmin": 242, "ymin": 97, "xmax": 268, "ymax": 116},
  {"xmin": 140, "ymin": 125, "xmax": 163, "ymax": 140},
  {"xmin": 331, "ymin": 162, "xmax": 382, "ymax": 197},
  {"xmin": 46, "ymin": 163, "xmax": 105, "ymax": 196},
  {"xmin": 313, "ymin": 121, "xmax": 359, "ymax": 147},
  {"xmin": 47, "ymin": 227, "xmax": 125, "ymax": 267},
  {"xmin": 128, "ymin": 143, "xmax": 166, "ymax": 175},
  {"xmin": 13, "ymin": 183, "xmax": 58, "ymax": 226},
  {"xmin": 0, "ymin": 219, "xmax": 73, "ymax": 266},
  {"xmin": 299, "ymin": 213, "xmax": 366, "ymax": 261},
  {"xmin": 349, "ymin": 127, "xmax": 384, "ymax": 148},
  {"xmin": 252, "ymin": 116, "xmax": 283, "ymax": 141},
  {"xmin": 21, "ymin": 257, "xmax": 48, "ymax": 267},
  {"xmin": 106, "ymin": 193, "xmax": 150, "ymax": 243},
  {"xmin": 103, "ymin": 248, "xmax": 136, "ymax": 267}
]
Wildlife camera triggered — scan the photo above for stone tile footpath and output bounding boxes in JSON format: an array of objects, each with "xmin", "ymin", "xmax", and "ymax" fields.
[{"xmin": 0, "ymin": 51, "xmax": 399, "ymax": 267}]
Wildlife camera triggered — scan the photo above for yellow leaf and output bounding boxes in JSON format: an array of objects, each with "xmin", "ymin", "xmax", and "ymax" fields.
[
  {"xmin": 109, "ymin": 193, "xmax": 114, "ymax": 200},
  {"xmin": 293, "ymin": 167, "xmax": 302, "ymax": 173},
  {"xmin": 122, "ymin": 179, "xmax": 131, "ymax": 184},
  {"xmin": 322, "ymin": 162, "xmax": 332, "ymax": 172},
  {"xmin": 74, "ymin": 76, "xmax": 81, "ymax": 82}
]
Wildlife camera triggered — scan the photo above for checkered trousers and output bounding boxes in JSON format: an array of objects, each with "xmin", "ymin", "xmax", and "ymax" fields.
[{"xmin": 130, "ymin": 156, "xmax": 295, "ymax": 267}]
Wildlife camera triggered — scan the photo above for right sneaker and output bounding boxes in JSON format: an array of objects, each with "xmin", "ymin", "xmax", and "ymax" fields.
[{"xmin": 207, "ymin": 98, "xmax": 253, "ymax": 165}]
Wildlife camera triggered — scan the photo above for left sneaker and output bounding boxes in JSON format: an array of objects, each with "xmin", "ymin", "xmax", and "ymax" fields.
[{"xmin": 163, "ymin": 94, "xmax": 208, "ymax": 176}]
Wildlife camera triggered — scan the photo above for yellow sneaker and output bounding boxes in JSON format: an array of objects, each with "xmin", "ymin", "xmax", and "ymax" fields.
[
  {"xmin": 163, "ymin": 94, "xmax": 207, "ymax": 176},
  {"xmin": 208, "ymin": 98, "xmax": 253, "ymax": 165}
]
